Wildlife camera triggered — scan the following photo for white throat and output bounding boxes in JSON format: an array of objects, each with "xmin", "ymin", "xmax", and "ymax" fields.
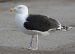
[{"xmin": 15, "ymin": 12, "xmax": 28, "ymax": 27}]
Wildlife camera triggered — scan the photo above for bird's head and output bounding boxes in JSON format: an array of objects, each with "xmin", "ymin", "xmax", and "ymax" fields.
[{"xmin": 10, "ymin": 5, "xmax": 28, "ymax": 14}]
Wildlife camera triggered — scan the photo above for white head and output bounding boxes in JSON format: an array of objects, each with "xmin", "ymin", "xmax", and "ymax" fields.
[
  {"xmin": 10, "ymin": 5, "xmax": 28, "ymax": 15},
  {"xmin": 10, "ymin": 5, "xmax": 29, "ymax": 26}
]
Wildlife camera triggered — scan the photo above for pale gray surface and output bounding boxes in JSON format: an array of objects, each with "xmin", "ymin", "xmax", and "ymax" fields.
[{"xmin": 0, "ymin": 0, "xmax": 75, "ymax": 54}]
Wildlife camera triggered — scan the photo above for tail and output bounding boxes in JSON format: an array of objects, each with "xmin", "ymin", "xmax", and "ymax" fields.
[
  {"xmin": 55, "ymin": 20, "xmax": 73, "ymax": 31},
  {"xmin": 60, "ymin": 26, "xmax": 72, "ymax": 31}
]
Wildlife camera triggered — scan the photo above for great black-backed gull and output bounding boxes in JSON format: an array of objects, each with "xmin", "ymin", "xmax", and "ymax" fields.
[{"xmin": 10, "ymin": 5, "xmax": 72, "ymax": 50}]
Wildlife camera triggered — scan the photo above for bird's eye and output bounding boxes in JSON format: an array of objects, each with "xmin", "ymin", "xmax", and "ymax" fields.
[{"xmin": 18, "ymin": 7, "xmax": 22, "ymax": 9}]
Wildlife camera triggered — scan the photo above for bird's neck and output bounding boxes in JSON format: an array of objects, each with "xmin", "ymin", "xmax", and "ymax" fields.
[{"xmin": 15, "ymin": 13, "xmax": 28, "ymax": 27}]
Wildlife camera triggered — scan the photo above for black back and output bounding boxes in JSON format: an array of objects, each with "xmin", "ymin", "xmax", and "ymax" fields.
[{"xmin": 24, "ymin": 15, "xmax": 59, "ymax": 32}]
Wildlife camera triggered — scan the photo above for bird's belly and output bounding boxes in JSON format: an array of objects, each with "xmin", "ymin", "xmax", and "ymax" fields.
[{"xmin": 20, "ymin": 26, "xmax": 49, "ymax": 36}]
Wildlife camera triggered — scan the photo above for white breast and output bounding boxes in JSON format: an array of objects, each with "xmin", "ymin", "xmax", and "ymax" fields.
[{"xmin": 15, "ymin": 14, "xmax": 37, "ymax": 35}]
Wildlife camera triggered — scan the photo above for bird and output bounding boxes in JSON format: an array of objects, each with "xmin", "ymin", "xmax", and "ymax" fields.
[{"xmin": 10, "ymin": 5, "xmax": 70, "ymax": 50}]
